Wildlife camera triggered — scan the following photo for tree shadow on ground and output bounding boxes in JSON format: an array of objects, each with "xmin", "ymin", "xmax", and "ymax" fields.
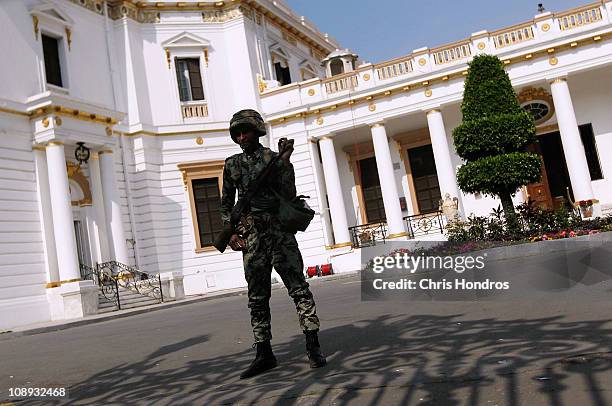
[{"xmin": 24, "ymin": 314, "xmax": 612, "ymax": 405}]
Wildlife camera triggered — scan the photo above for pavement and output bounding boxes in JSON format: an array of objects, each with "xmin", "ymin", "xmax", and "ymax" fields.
[{"xmin": 1, "ymin": 253, "xmax": 612, "ymax": 405}]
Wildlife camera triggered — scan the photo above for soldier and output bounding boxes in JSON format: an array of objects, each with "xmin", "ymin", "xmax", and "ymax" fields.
[{"xmin": 221, "ymin": 109, "xmax": 327, "ymax": 379}]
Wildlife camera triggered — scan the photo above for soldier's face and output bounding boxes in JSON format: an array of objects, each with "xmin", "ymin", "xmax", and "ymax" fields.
[{"xmin": 236, "ymin": 129, "xmax": 258, "ymax": 153}]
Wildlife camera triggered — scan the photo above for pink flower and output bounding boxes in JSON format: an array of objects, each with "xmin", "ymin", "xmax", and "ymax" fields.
[
  {"xmin": 542, "ymin": 235, "xmax": 548, "ymax": 241},
  {"xmin": 569, "ymin": 231, "xmax": 576, "ymax": 237}
]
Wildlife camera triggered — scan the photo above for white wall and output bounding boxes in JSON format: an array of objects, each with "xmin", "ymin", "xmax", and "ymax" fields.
[{"xmin": 0, "ymin": 114, "xmax": 50, "ymax": 329}]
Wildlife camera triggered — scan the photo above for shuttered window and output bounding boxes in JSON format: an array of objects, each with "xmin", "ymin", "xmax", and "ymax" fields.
[
  {"xmin": 175, "ymin": 58, "xmax": 205, "ymax": 102},
  {"xmin": 192, "ymin": 178, "xmax": 223, "ymax": 248}
]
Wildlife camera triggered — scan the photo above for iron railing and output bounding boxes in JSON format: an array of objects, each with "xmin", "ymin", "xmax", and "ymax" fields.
[
  {"xmin": 98, "ymin": 261, "xmax": 164, "ymax": 303},
  {"xmin": 79, "ymin": 263, "xmax": 121, "ymax": 309},
  {"xmin": 349, "ymin": 221, "xmax": 389, "ymax": 248},
  {"xmin": 404, "ymin": 211, "xmax": 446, "ymax": 238}
]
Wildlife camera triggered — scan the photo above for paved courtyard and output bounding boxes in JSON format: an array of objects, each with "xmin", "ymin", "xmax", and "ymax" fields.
[{"xmin": 1, "ymin": 252, "xmax": 612, "ymax": 405}]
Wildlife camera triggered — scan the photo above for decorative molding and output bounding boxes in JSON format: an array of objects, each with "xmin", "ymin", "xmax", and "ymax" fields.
[
  {"xmin": 67, "ymin": 161, "xmax": 92, "ymax": 207},
  {"xmin": 195, "ymin": 136, "xmax": 204, "ymax": 145},
  {"xmin": 30, "ymin": 105, "xmax": 118, "ymax": 125},
  {"xmin": 47, "ymin": 141, "xmax": 64, "ymax": 146},
  {"xmin": 307, "ymin": 89, "xmax": 316, "ymax": 96},
  {"xmin": 542, "ymin": 23, "xmax": 551, "ymax": 32},
  {"xmin": 477, "ymin": 42, "xmax": 486, "ymax": 50},
  {"xmin": 387, "ymin": 231, "xmax": 409, "ymax": 239},
  {"xmin": 418, "ymin": 58, "xmax": 426, "ymax": 66},
  {"xmin": 549, "ymin": 56, "xmax": 558, "ymax": 65},
  {"xmin": 424, "ymin": 89, "xmax": 432, "ymax": 97}
]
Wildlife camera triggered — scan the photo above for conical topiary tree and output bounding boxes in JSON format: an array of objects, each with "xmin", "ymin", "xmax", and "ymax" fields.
[{"xmin": 452, "ymin": 54, "xmax": 541, "ymax": 223}]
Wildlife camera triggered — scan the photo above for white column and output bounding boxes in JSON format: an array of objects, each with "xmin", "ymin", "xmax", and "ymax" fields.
[
  {"xmin": 318, "ymin": 136, "xmax": 352, "ymax": 246},
  {"xmin": 33, "ymin": 146, "xmax": 60, "ymax": 284},
  {"xmin": 46, "ymin": 142, "xmax": 81, "ymax": 281},
  {"xmin": 307, "ymin": 139, "xmax": 334, "ymax": 247},
  {"xmin": 426, "ymin": 109, "xmax": 461, "ymax": 204},
  {"xmin": 89, "ymin": 154, "xmax": 110, "ymax": 262},
  {"xmin": 370, "ymin": 123, "xmax": 407, "ymax": 237},
  {"xmin": 99, "ymin": 150, "xmax": 129, "ymax": 263},
  {"xmin": 550, "ymin": 78, "xmax": 595, "ymax": 201}
]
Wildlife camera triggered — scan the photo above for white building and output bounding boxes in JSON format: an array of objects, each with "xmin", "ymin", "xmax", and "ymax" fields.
[{"xmin": 1, "ymin": 0, "xmax": 611, "ymax": 330}]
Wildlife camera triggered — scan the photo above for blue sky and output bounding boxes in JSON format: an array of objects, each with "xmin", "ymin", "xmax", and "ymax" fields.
[{"xmin": 286, "ymin": 0, "xmax": 590, "ymax": 63}]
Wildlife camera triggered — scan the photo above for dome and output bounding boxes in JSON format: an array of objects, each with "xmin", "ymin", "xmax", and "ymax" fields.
[{"xmin": 321, "ymin": 48, "xmax": 358, "ymax": 63}]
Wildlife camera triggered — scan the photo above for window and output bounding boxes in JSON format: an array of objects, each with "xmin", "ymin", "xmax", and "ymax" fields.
[
  {"xmin": 330, "ymin": 59, "xmax": 344, "ymax": 76},
  {"xmin": 407, "ymin": 145, "xmax": 442, "ymax": 213},
  {"xmin": 42, "ymin": 34, "xmax": 63, "ymax": 87},
  {"xmin": 359, "ymin": 157, "xmax": 386, "ymax": 223},
  {"xmin": 579, "ymin": 123, "xmax": 603, "ymax": 180},
  {"xmin": 274, "ymin": 62, "xmax": 291, "ymax": 86},
  {"xmin": 175, "ymin": 58, "xmax": 205, "ymax": 102},
  {"xmin": 192, "ymin": 178, "xmax": 223, "ymax": 248},
  {"xmin": 178, "ymin": 161, "xmax": 224, "ymax": 252}
]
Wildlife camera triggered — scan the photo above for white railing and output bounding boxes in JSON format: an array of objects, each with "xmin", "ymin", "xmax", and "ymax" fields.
[
  {"xmin": 432, "ymin": 42, "xmax": 472, "ymax": 65},
  {"xmin": 493, "ymin": 25, "xmax": 535, "ymax": 48},
  {"xmin": 324, "ymin": 74, "xmax": 358, "ymax": 94},
  {"xmin": 558, "ymin": 5, "xmax": 603, "ymax": 30},
  {"xmin": 181, "ymin": 102, "xmax": 208, "ymax": 119},
  {"xmin": 376, "ymin": 58, "xmax": 413, "ymax": 80}
]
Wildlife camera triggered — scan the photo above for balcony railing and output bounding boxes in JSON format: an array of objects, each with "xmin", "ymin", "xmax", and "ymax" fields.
[
  {"xmin": 432, "ymin": 42, "xmax": 472, "ymax": 65},
  {"xmin": 404, "ymin": 211, "xmax": 446, "ymax": 238},
  {"xmin": 181, "ymin": 102, "xmax": 208, "ymax": 119},
  {"xmin": 558, "ymin": 5, "xmax": 603, "ymax": 31},
  {"xmin": 492, "ymin": 24, "xmax": 535, "ymax": 48},
  {"xmin": 376, "ymin": 58, "xmax": 413, "ymax": 80},
  {"xmin": 324, "ymin": 73, "xmax": 358, "ymax": 94},
  {"xmin": 349, "ymin": 221, "xmax": 388, "ymax": 248}
]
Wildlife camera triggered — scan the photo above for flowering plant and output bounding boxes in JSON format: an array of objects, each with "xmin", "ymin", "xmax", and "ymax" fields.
[{"xmin": 577, "ymin": 199, "xmax": 594, "ymax": 208}]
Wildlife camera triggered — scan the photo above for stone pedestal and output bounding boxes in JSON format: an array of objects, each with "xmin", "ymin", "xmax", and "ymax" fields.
[
  {"xmin": 160, "ymin": 271, "xmax": 185, "ymax": 301},
  {"xmin": 59, "ymin": 280, "xmax": 99, "ymax": 319}
]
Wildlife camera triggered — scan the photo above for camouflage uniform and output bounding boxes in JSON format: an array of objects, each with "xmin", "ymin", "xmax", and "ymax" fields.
[{"xmin": 221, "ymin": 144, "xmax": 321, "ymax": 343}]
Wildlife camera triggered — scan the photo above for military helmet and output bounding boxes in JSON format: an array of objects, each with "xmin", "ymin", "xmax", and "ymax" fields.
[{"xmin": 229, "ymin": 109, "xmax": 266, "ymax": 143}]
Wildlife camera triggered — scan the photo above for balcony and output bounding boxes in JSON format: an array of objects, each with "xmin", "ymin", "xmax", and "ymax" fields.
[{"xmin": 181, "ymin": 101, "xmax": 208, "ymax": 119}]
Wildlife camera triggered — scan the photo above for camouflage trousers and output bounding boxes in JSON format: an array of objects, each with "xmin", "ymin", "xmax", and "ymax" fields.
[{"xmin": 242, "ymin": 213, "xmax": 320, "ymax": 343}]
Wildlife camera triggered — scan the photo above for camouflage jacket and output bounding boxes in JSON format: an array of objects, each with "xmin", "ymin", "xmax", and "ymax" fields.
[{"xmin": 220, "ymin": 143, "xmax": 296, "ymax": 225}]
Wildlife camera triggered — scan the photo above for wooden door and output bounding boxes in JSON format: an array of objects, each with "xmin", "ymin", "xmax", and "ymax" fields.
[{"xmin": 525, "ymin": 142, "xmax": 553, "ymax": 210}]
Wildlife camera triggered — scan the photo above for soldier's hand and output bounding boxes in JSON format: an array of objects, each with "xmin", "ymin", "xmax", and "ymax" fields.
[
  {"xmin": 278, "ymin": 138, "xmax": 294, "ymax": 164},
  {"xmin": 229, "ymin": 234, "xmax": 246, "ymax": 251}
]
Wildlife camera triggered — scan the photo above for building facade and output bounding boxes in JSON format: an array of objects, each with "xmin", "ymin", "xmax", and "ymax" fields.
[{"xmin": 0, "ymin": 0, "xmax": 611, "ymax": 329}]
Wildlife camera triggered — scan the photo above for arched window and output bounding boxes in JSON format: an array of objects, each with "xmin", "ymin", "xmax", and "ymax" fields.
[{"xmin": 330, "ymin": 59, "xmax": 344, "ymax": 76}]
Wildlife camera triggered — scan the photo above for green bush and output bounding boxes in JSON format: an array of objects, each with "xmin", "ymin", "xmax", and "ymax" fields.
[{"xmin": 452, "ymin": 54, "xmax": 541, "ymax": 219}]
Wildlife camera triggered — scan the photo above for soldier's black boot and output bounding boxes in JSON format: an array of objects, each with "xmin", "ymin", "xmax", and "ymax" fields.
[
  {"xmin": 305, "ymin": 330, "xmax": 327, "ymax": 368},
  {"xmin": 240, "ymin": 340, "xmax": 277, "ymax": 379}
]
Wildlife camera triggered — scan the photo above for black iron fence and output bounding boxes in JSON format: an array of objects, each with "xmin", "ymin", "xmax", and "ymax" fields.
[
  {"xmin": 98, "ymin": 261, "xmax": 164, "ymax": 303},
  {"xmin": 404, "ymin": 211, "xmax": 446, "ymax": 238},
  {"xmin": 348, "ymin": 211, "xmax": 447, "ymax": 248},
  {"xmin": 79, "ymin": 261, "xmax": 164, "ymax": 311},
  {"xmin": 348, "ymin": 221, "xmax": 389, "ymax": 248},
  {"xmin": 79, "ymin": 263, "xmax": 121, "ymax": 309}
]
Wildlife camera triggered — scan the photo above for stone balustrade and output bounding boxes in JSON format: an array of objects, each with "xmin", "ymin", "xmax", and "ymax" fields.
[
  {"xmin": 557, "ymin": 4, "xmax": 603, "ymax": 31},
  {"xmin": 323, "ymin": 73, "xmax": 359, "ymax": 94},
  {"xmin": 376, "ymin": 58, "xmax": 413, "ymax": 80},
  {"xmin": 492, "ymin": 23, "xmax": 535, "ymax": 48},
  {"xmin": 431, "ymin": 41, "xmax": 472, "ymax": 65},
  {"xmin": 181, "ymin": 102, "xmax": 208, "ymax": 119}
]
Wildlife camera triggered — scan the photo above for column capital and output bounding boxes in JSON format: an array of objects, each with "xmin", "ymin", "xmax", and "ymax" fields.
[
  {"xmin": 319, "ymin": 135, "xmax": 333, "ymax": 141},
  {"xmin": 369, "ymin": 122, "xmax": 385, "ymax": 129},
  {"xmin": 47, "ymin": 141, "xmax": 64, "ymax": 146},
  {"xmin": 32, "ymin": 145, "xmax": 46, "ymax": 151},
  {"xmin": 549, "ymin": 77, "xmax": 567, "ymax": 85},
  {"xmin": 426, "ymin": 108, "xmax": 442, "ymax": 116},
  {"xmin": 98, "ymin": 149, "xmax": 114, "ymax": 155}
]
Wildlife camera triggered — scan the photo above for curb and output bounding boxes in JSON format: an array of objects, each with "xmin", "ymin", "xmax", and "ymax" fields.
[{"xmin": 0, "ymin": 271, "xmax": 359, "ymax": 340}]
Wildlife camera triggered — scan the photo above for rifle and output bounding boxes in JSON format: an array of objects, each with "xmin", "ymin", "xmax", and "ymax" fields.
[{"xmin": 213, "ymin": 139, "xmax": 293, "ymax": 252}]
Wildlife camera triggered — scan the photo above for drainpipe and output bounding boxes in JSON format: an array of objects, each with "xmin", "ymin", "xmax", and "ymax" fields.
[{"xmin": 103, "ymin": 2, "xmax": 140, "ymax": 268}]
